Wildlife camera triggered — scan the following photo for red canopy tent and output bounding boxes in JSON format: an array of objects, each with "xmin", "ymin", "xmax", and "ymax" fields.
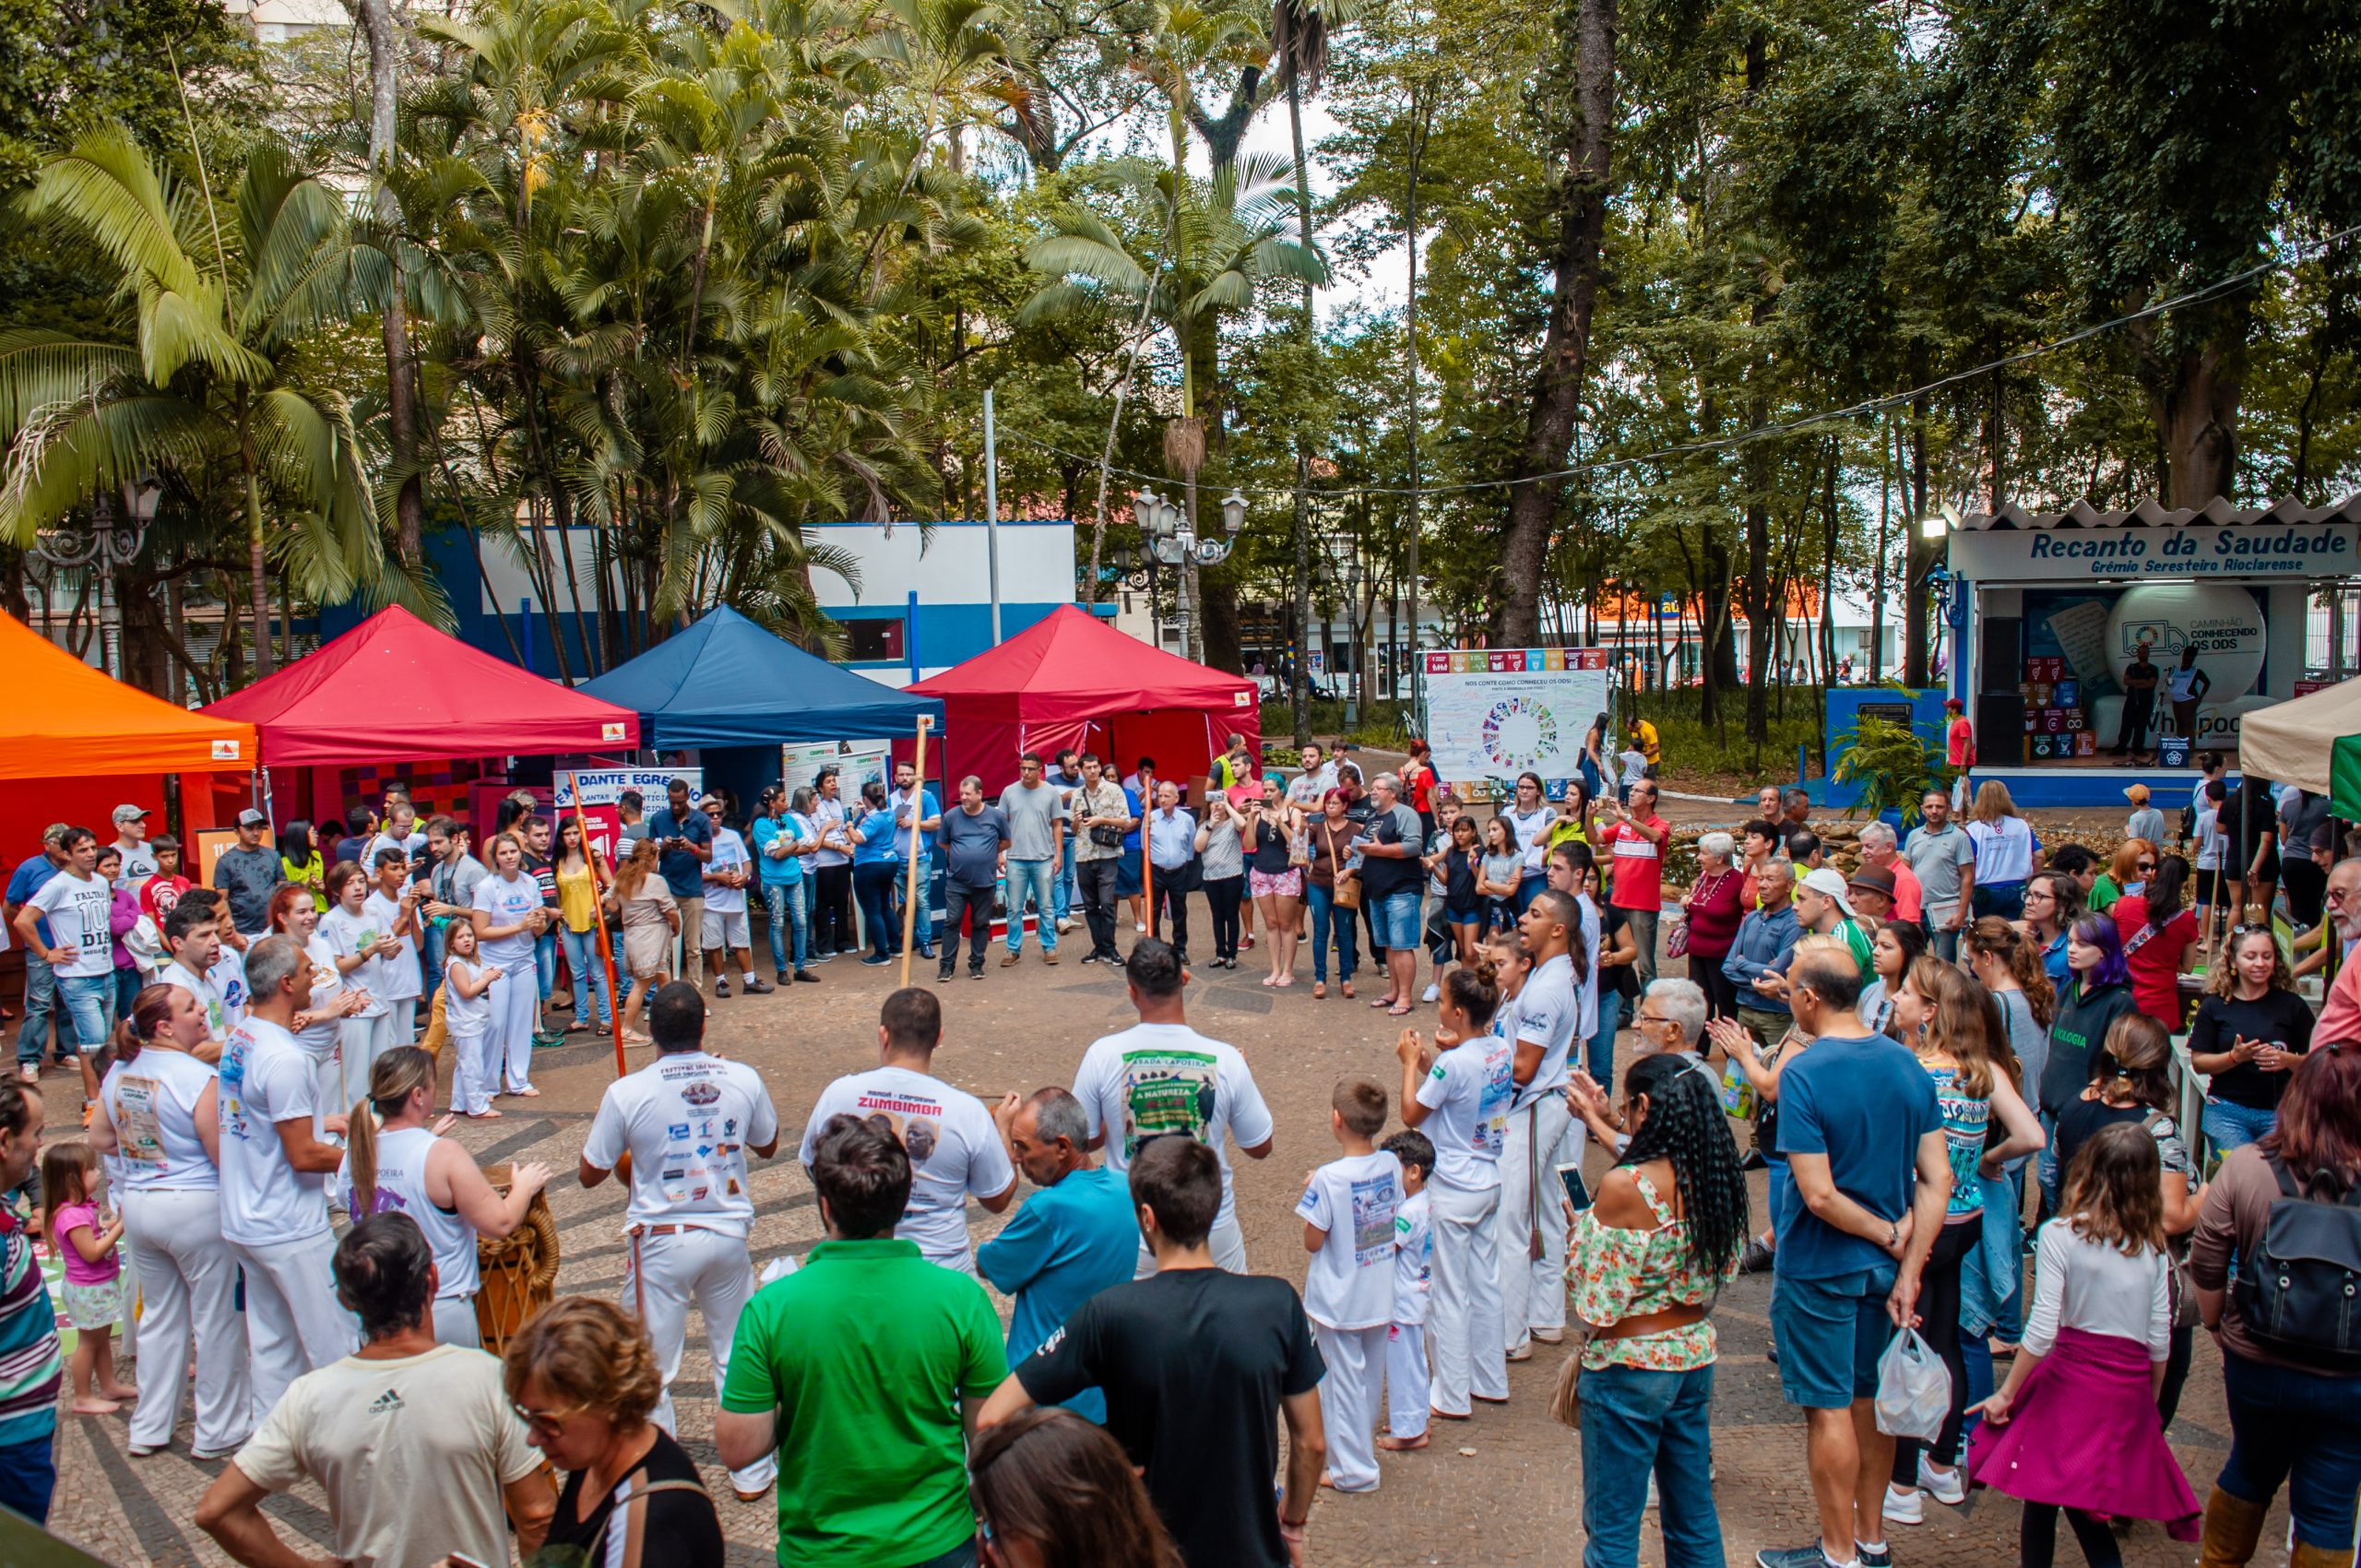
[
  {"xmin": 202, "ymin": 605, "xmax": 638, "ymax": 765},
  {"xmin": 909, "ymin": 606, "xmax": 1259, "ymax": 796}
]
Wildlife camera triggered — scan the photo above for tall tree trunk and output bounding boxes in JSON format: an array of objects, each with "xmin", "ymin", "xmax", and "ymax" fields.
[
  {"xmin": 351, "ymin": 0, "xmax": 423, "ymax": 564},
  {"xmin": 242, "ymin": 401, "xmax": 274, "ymax": 679},
  {"xmin": 2131, "ymin": 297, "xmax": 2248, "ymax": 506},
  {"xmin": 1491, "ymin": 0, "xmax": 1616, "ymax": 647},
  {"xmin": 1904, "ymin": 390, "xmax": 1933, "ymax": 687},
  {"xmin": 1869, "ymin": 411, "xmax": 1891, "ymax": 683},
  {"xmin": 1402, "ymin": 86, "xmax": 1430, "ymax": 729}
]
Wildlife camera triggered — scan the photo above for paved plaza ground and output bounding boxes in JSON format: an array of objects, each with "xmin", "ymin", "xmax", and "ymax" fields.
[{"xmin": 41, "ymin": 932, "xmax": 2246, "ymax": 1567}]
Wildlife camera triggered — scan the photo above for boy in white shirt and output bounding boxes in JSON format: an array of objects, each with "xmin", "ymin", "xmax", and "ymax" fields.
[
  {"xmin": 362, "ymin": 848, "xmax": 423, "ymax": 1045},
  {"xmin": 1380, "ymin": 1128, "xmax": 1434, "ymax": 1455},
  {"xmin": 699, "ymin": 798, "xmax": 773, "ymax": 997},
  {"xmin": 1294, "ymin": 1076, "xmax": 1402, "ymax": 1492}
]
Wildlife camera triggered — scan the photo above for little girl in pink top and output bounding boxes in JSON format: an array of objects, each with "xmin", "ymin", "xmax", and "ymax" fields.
[{"xmin": 42, "ymin": 1142, "xmax": 135, "ymax": 1414}]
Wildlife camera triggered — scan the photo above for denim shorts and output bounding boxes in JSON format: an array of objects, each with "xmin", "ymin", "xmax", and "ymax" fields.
[
  {"xmin": 1770, "ymin": 1262, "xmax": 1898, "ymax": 1409},
  {"xmin": 1373, "ymin": 888, "xmax": 1422, "ymax": 949}
]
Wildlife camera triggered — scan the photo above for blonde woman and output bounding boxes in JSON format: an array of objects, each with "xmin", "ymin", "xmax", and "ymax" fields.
[
  {"xmin": 336, "ymin": 1046, "xmax": 550, "ymax": 1347},
  {"xmin": 1966, "ymin": 780, "xmax": 2040, "ymax": 921},
  {"xmin": 1882, "ymin": 958, "xmax": 2043, "ymax": 1525},
  {"xmin": 605, "ymin": 838, "xmax": 679, "ymax": 1045}
]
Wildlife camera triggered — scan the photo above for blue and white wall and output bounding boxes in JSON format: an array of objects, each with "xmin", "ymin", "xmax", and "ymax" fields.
[{"xmin": 807, "ymin": 517, "xmax": 1078, "ymax": 686}]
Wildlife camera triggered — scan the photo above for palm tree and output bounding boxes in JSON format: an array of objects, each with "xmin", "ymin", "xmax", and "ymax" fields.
[
  {"xmin": 1024, "ymin": 152, "xmax": 1327, "ymax": 659},
  {"xmin": 0, "ymin": 130, "xmax": 433, "ymax": 677}
]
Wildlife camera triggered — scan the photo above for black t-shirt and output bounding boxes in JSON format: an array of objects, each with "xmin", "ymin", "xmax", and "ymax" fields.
[
  {"xmin": 2187, "ymin": 988, "xmax": 2316, "ymax": 1109},
  {"xmin": 2052, "ymin": 1096, "xmax": 2149, "ymax": 1177},
  {"xmin": 1443, "ymin": 846, "xmax": 1482, "ymax": 912},
  {"xmin": 2222, "ymin": 788, "xmax": 2279, "ymax": 880},
  {"xmin": 1598, "ymin": 904, "xmax": 1640, "ymax": 1000},
  {"xmin": 1357, "ymin": 803, "xmax": 1424, "ymax": 900},
  {"xmin": 2284, "ymin": 793, "xmax": 2332, "ymax": 860},
  {"xmin": 1016, "ymin": 1269, "xmax": 1325, "ymax": 1568},
  {"xmin": 546, "ymin": 1428, "xmax": 726, "ymax": 1568},
  {"xmin": 521, "ymin": 851, "xmax": 559, "ymax": 909}
]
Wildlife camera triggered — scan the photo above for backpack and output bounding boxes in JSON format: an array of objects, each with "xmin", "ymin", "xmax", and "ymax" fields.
[{"xmin": 2233, "ymin": 1154, "xmax": 2361, "ymax": 1372}]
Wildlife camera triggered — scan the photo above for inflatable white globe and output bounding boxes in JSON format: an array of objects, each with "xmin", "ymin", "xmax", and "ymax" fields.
[{"xmin": 2104, "ymin": 583, "xmax": 2267, "ymax": 697}]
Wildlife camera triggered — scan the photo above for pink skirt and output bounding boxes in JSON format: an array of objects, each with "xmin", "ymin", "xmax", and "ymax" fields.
[{"xmin": 1966, "ymin": 1324, "xmax": 2201, "ymax": 1540}]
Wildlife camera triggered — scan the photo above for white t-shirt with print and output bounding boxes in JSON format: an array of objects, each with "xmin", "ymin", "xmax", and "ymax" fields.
[
  {"xmin": 217, "ymin": 1016, "xmax": 329, "ymax": 1245},
  {"xmin": 207, "ymin": 946, "xmax": 250, "ymax": 1027},
  {"xmin": 1295, "ymin": 1150, "xmax": 1403, "ymax": 1330},
  {"xmin": 705, "ymin": 828, "xmax": 752, "ymax": 917},
  {"xmin": 1502, "ymin": 806, "xmax": 1556, "ymax": 875},
  {"xmin": 160, "ymin": 958, "xmax": 231, "ymax": 1040},
  {"xmin": 1394, "ymin": 1187, "xmax": 1433, "ymax": 1325},
  {"xmin": 1073, "ymin": 1022, "xmax": 1275, "ymax": 1233},
  {"xmin": 442, "ymin": 958, "xmax": 496, "ymax": 1038},
  {"xmin": 113, "ymin": 838, "xmax": 160, "ymax": 894},
  {"xmin": 1415, "ymin": 1033, "xmax": 1515, "ymax": 1191},
  {"xmin": 102, "ymin": 1044, "xmax": 219, "ymax": 1194},
  {"xmin": 362, "ymin": 888, "xmax": 421, "ymax": 1003},
  {"xmin": 799, "ymin": 1064, "xmax": 1015, "ymax": 1266},
  {"xmin": 318, "ymin": 907, "xmax": 388, "ymax": 1019},
  {"xmin": 296, "ymin": 934, "xmax": 348, "ymax": 1051},
  {"xmin": 30, "ymin": 870, "xmax": 115, "ymax": 978},
  {"xmin": 233, "ymin": 1344, "xmax": 540, "ymax": 1568},
  {"xmin": 1512, "ymin": 951, "xmax": 1581, "ymax": 1113},
  {"xmin": 470, "ymin": 871, "xmax": 542, "ymax": 969},
  {"xmin": 582, "ymin": 1051, "xmax": 779, "ymax": 1239}
]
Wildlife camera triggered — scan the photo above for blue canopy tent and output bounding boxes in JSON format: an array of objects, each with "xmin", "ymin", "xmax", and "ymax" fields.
[{"xmin": 580, "ymin": 606, "xmax": 944, "ymax": 749}]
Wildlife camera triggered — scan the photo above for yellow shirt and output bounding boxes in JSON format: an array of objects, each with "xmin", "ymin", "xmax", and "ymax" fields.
[
  {"xmin": 1632, "ymin": 720, "xmax": 1661, "ymax": 765},
  {"xmin": 555, "ymin": 860, "xmax": 599, "ymax": 932}
]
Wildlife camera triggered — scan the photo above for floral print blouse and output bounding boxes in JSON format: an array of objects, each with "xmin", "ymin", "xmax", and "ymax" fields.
[{"xmin": 1567, "ymin": 1170, "xmax": 1738, "ymax": 1372}]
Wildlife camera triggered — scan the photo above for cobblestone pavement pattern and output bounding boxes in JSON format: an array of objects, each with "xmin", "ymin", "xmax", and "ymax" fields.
[{"xmin": 42, "ymin": 936, "xmax": 2252, "ymax": 1567}]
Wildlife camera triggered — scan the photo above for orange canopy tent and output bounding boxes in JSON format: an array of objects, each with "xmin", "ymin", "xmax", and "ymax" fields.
[{"xmin": 0, "ymin": 612, "xmax": 255, "ymax": 779}]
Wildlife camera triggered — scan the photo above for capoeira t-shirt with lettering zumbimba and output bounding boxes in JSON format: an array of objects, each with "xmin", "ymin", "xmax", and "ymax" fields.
[
  {"xmin": 798, "ymin": 1064, "xmax": 1015, "ymax": 1267},
  {"xmin": 582, "ymin": 1051, "xmax": 779, "ymax": 1239}
]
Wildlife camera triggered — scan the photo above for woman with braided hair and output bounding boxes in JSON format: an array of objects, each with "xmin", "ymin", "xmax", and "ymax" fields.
[
  {"xmin": 1564, "ymin": 1050, "xmax": 1749, "ymax": 1567},
  {"xmin": 334, "ymin": 1046, "xmax": 552, "ymax": 1347}
]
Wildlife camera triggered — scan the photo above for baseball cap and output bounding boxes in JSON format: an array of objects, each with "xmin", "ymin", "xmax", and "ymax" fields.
[
  {"xmin": 1799, "ymin": 865, "xmax": 1858, "ymax": 918},
  {"xmin": 113, "ymin": 803, "xmax": 148, "ymax": 826},
  {"xmin": 2124, "ymin": 783, "xmax": 2151, "ymax": 804},
  {"xmin": 236, "ymin": 808, "xmax": 267, "ymax": 828}
]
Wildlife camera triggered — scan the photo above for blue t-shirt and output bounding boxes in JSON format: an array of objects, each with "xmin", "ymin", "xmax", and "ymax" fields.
[
  {"xmin": 6, "ymin": 854, "xmax": 58, "ymax": 947},
  {"xmin": 850, "ymin": 809, "xmax": 901, "ymax": 868},
  {"xmin": 1774, "ymin": 1032, "xmax": 1943, "ymax": 1281},
  {"xmin": 975, "ymin": 1166, "xmax": 1138, "ymax": 1424},
  {"xmin": 644, "ymin": 807, "xmax": 713, "ymax": 899},
  {"xmin": 750, "ymin": 815, "xmax": 805, "ymax": 886}
]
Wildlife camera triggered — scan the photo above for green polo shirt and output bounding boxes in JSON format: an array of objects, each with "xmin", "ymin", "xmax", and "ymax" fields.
[{"xmin": 722, "ymin": 1238, "xmax": 1007, "ymax": 1566}]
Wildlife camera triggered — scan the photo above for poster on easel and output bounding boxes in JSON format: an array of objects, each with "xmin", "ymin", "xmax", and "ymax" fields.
[
  {"xmin": 780, "ymin": 740, "xmax": 892, "ymax": 805},
  {"xmin": 1419, "ymin": 648, "xmax": 1613, "ymax": 801}
]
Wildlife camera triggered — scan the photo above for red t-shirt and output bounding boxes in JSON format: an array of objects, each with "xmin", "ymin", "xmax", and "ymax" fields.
[
  {"xmin": 1947, "ymin": 716, "xmax": 1976, "ymax": 767},
  {"xmin": 2115, "ymin": 893, "xmax": 2199, "ymax": 1027},
  {"xmin": 1599, "ymin": 815, "xmax": 1668, "ymax": 912},
  {"xmin": 138, "ymin": 874, "xmax": 192, "ymax": 927},
  {"xmin": 1405, "ymin": 761, "xmax": 1435, "ymax": 814}
]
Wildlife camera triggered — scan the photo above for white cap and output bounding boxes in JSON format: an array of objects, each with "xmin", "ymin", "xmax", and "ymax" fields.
[{"xmin": 1797, "ymin": 865, "xmax": 1858, "ymax": 920}]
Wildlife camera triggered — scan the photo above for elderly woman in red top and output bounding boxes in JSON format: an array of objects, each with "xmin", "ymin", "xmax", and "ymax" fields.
[{"xmin": 1681, "ymin": 831, "xmax": 1747, "ymax": 1023}]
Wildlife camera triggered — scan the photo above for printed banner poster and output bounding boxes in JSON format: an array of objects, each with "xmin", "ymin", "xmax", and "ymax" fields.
[
  {"xmin": 554, "ymin": 767, "xmax": 703, "ymax": 865},
  {"xmin": 1419, "ymin": 648, "xmax": 1613, "ymax": 790},
  {"xmin": 780, "ymin": 741, "xmax": 892, "ymax": 810}
]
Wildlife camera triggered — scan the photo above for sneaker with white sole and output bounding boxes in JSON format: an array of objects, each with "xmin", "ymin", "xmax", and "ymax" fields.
[
  {"xmin": 1420, "ymin": 982, "xmax": 1440, "ymax": 1004},
  {"xmin": 1917, "ymin": 1456, "xmax": 1966, "ymax": 1505},
  {"xmin": 1882, "ymin": 1484, "xmax": 1925, "ymax": 1526}
]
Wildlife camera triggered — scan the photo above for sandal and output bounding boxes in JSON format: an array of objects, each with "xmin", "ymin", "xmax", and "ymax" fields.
[
  {"xmin": 1388, "ymin": 1003, "xmax": 1415, "ymax": 1016},
  {"xmin": 1370, "ymin": 995, "xmax": 1396, "ymax": 1009}
]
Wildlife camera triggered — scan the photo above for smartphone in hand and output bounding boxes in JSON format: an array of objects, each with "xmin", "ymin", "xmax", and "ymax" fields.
[{"xmin": 1557, "ymin": 1162, "xmax": 1593, "ymax": 1213}]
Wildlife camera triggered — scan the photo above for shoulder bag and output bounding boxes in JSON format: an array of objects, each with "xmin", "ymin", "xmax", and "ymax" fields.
[{"xmin": 1326, "ymin": 822, "xmax": 1362, "ymax": 909}]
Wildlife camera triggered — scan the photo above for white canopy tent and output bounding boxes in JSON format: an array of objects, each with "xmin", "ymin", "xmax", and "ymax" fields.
[{"xmin": 2236, "ymin": 676, "xmax": 2361, "ymax": 795}]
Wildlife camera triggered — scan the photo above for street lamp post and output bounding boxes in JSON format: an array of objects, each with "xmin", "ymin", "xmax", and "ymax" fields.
[
  {"xmin": 34, "ymin": 479, "xmax": 160, "ymax": 679},
  {"xmin": 1121, "ymin": 489, "xmax": 1247, "ymax": 661}
]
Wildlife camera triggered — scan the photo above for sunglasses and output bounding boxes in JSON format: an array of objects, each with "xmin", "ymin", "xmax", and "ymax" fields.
[{"xmin": 510, "ymin": 1398, "xmax": 588, "ymax": 1431}]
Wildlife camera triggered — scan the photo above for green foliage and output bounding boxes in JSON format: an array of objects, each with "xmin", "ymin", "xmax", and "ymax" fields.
[{"xmin": 1831, "ymin": 714, "xmax": 1955, "ymax": 828}]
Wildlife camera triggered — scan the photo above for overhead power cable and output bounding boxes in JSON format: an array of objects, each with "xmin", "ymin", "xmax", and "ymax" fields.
[{"xmin": 999, "ymin": 220, "xmax": 2361, "ymax": 505}]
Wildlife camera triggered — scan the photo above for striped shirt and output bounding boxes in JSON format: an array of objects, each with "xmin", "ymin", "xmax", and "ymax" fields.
[{"xmin": 0, "ymin": 1209, "xmax": 61, "ymax": 1446}]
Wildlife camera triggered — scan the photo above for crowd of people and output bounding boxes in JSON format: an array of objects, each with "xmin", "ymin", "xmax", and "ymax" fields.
[{"xmin": 0, "ymin": 739, "xmax": 2354, "ymax": 1568}]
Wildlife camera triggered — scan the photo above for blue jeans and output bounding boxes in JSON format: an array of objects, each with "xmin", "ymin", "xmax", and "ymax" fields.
[
  {"xmin": 1307, "ymin": 883, "xmax": 1358, "ymax": 983},
  {"xmin": 853, "ymin": 861, "xmax": 903, "ymax": 958},
  {"xmin": 557, "ymin": 924, "xmax": 611, "ymax": 1028},
  {"xmin": 0, "ymin": 1431, "xmax": 56, "ymax": 1525},
  {"xmin": 14, "ymin": 949, "xmax": 54, "ymax": 1065},
  {"xmin": 2035, "ymin": 1109, "xmax": 2060, "ymax": 1218},
  {"xmin": 533, "ymin": 929, "xmax": 556, "ymax": 1002},
  {"xmin": 1054, "ymin": 838, "xmax": 1074, "ymax": 923},
  {"xmin": 764, "ymin": 880, "xmax": 808, "ymax": 974},
  {"xmin": 1513, "ymin": 873, "xmax": 1545, "ymax": 916},
  {"xmin": 1579, "ymin": 1361, "xmax": 1725, "ymax": 1568},
  {"xmin": 2203, "ymin": 1097, "xmax": 2278, "ymax": 1154},
  {"xmin": 899, "ymin": 855, "xmax": 934, "ymax": 953},
  {"xmin": 1589, "ymin": 989, "xmax": 1623, "ymax": 1085},
  {"xmin": 421, "ymin": 918, "xmax": 449, "ymax": 1008},
  {"xmin": 1003, "ymin": 859, "xmax": 1059, "ymax": 953},
  {"xmin": 2220, "ymin": 1349, "xmax": 2361, "ymax": 1550},
  {"xmin": 54, "ymin": 972, "xmax": 115, "ymax": 1058}
]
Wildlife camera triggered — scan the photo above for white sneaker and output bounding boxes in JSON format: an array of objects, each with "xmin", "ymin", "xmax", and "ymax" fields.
[
  {"xmin": 1506, "ymin": 1340, "xmax": 1535, "ymax": 1362},
  {"xmin": 1882, "ymin": 1485, "xmax": 1925, "ymax": 1526},
  {"xmin": 16, "ymin": 1063, "xmax": 35, "ymax": 1084},
  {"xmin": 1134, "ymin": 921, "xmax": 1147, "ymax": 933},
  {"xmin": 1917, "ymin": 1457, "xmax": 1965, "ymax": 1505},
  {"xmin": 1421, "ymin": 983, "xmax": 1440, "ymax": 1004},
  {"xmin": 1056, "ymin": 917, "xmax": 1073, "ymax": 933}
]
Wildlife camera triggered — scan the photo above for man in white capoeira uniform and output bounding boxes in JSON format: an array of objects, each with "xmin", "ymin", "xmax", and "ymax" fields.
[
  {"xmin": 216, "ymin": 935, "xmax": 359, "ymax": 1422},
  {"xmin": 580, "ymin": 980, "xmax": 780, "ymax": 1501}
]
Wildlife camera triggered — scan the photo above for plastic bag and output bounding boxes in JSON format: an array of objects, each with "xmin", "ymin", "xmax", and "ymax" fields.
[{"xmin": 1874, "ymin": 1327, "xmax": 1952, "ymax": 1443}]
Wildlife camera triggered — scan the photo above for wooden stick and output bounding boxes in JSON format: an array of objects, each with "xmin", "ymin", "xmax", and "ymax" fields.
[
  {"xmin": 901, "ymin": 717, "xmax": 931, "ymax": 988},
  {"xmin": 565, "ymin": 769, "xmax": 630, "ymax": 1080}
]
